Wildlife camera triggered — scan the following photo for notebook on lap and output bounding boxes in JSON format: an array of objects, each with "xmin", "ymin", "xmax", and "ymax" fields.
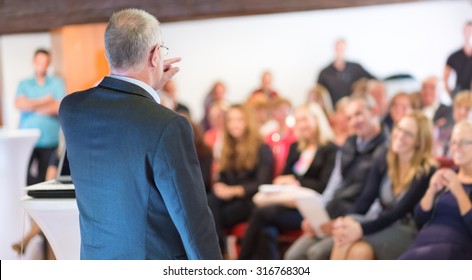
[{"xmin": 27, "ymin": 148, "xmax": 76, "ymax": 198}]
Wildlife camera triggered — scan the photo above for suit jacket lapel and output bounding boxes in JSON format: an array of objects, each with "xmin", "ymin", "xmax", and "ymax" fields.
[{"xmin": 98, "ymin": 76, "xmax": 156, "ymax": 102}]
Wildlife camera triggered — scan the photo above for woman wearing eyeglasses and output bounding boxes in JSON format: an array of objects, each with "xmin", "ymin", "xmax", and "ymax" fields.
[
  {"xmin": 399, "ymin": 120, "xmax": 472, "ymax": 259},
  {"xmin": 330, "ymin": 111, "xmax": 437, "ymax": 260}
]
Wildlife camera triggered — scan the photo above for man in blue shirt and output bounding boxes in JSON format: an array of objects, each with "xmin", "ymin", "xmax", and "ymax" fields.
[{"xmin": 15, "ymin": 49, "xmax": 65, "ymax": 185}]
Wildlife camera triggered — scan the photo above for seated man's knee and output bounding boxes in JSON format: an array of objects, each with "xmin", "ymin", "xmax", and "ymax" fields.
[
  {"xmin": 284, "ymin": 246, "xmax": 305, "ymax": 260},
  {"xmin": 306, "ymin": 240, "xmax": 332, "ymax": 260}
]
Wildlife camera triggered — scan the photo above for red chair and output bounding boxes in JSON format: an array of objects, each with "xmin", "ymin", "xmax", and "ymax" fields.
[
  {"xmin": 436, "ymin": 156, "xmax": 455, "ymax": 169},
  {"xmin": 225, "ymin": 223, "xmax": 248, "ymax": 259},
  {"xmin": 225, "ymin": 223, "xmax": 303, "ymax": 259}
]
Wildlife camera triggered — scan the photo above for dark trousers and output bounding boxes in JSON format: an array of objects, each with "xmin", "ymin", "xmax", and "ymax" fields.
[
  {"xmin": 238, "ymin": 205, "xmax": 303, "ymax": 260},
  {"xmin": 27, "ymin": 147, "xmax": 56, "ymax": 186},
  {"xmin": 207, "ymin": 193, "xmax": 254, "ymax": 250}
]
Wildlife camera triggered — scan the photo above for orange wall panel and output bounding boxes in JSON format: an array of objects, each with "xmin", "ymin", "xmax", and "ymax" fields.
[{"xmin": 52, "ymin": 23, "xmax": 109, "ymax": 95}]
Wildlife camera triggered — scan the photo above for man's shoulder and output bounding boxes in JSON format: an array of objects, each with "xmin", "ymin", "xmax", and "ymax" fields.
[
  {"xmin": 59, "ymin": 89, "xmax": 92, "ymax": 116},
  {"xmin": 450, "ymin": 48, "xmax": 464, "ymax": 56},
  {"xmin": 46, "ymin": 75, "xmax": 64, "ymax": 84},
  {"xmin": 62, "ymin": 87, "xmax": 94, "ymax": 101},
  {"xmin": 319, "ymin": 63, "xmax": 334, "ymax": 74},
  {"xmin": 447, "ymin": 48, "xmax": 466, "ymax": 61},
  {"xmin": 343, "ymin": 135, "xmax": 358, "ymax": 146},
  {"xmin": 18, "ymin": 76, "xmax": 35, "ymax": 85},
  {"xmin": 320, "ymin": 141, "xmax": 339, "ymax": 152},
  {"xmin": 63, "ymin": 87, "xmax": 180, "ymax": 118},
  {"xmin": 345, "ymin": 61, "xmax": 365, "ymax": 70}
]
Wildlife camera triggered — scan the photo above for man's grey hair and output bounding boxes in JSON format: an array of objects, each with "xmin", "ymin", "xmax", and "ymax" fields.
[
  {"xmin": 105, "ymin": 8, "xmax": 161, "ymax": 71},
  {"xmin": 348, "ymin": 92, "xmax": 377, "ymax": 111}
]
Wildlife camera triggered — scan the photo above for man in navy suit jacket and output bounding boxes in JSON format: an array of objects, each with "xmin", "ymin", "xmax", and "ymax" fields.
[{"xmin": 59, "ymin": 8, "xmax": 221, "ymax": 260}]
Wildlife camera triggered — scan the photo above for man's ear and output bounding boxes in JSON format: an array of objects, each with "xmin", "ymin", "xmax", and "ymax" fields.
[{"xmin": 149, "ymin": 45, "xmax": 159, "ymax": 68}]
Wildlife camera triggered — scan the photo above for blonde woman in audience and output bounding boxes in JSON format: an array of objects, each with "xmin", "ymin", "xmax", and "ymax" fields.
[
  {"xmin": 307, "ymin": 84, "xmax": 334, "ymax": 119},
  {"xmin": 238, "ymin": 103, "xmax": 337, "ymax": 260},
  {"xmin": 331, "ymin": 111, "xmax": 436, "ymax": 260},
  {"xmin": 435, "ymin": 90, "xmax": 472, "ymax": 156},
  {"xmin": 452, "ymin": 91, "xmax": 472, "ymax": 122},
  {"xmin": 400, "ymin": 120, "xmax": 472, "ymax": 259},
  {"xmin": 207, "ymin": 104, "xmax": 274, "ymax": 252},
  {"xmin": 384, "ymin": 92, "xmax": 414, "ymax": 131},
  {"xmin": 330, "ymin": 97, "xmax": 351, "ymax": 146}
]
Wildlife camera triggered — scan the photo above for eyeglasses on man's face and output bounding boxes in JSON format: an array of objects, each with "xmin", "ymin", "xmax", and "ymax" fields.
[
  {"xmin": 157, "ymin": 44, "xmax": 169, "ymax": 56},
  {"xmin": 151, "ymin": 44, "xmax": 169, "ymax": 57},
  {"xmin": 448, "ymin": 139, "xmax": 472, "ymax": 148}
]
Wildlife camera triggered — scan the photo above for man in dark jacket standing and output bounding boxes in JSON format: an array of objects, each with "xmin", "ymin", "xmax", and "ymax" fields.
[{"xmin": 59, "ymin": 8, "xmax": 221, "ymax": 260}]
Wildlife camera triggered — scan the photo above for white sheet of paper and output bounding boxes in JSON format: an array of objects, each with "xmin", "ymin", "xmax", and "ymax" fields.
[
  {"xmin": 258, "ymin": 184, "xmax": 299, "ymax": 193},
  {"xmin": 294, "ymin": 187, "xmax": 330, "ymax": 237}
]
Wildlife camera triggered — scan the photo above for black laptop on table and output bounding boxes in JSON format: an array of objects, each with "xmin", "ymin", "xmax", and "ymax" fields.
[{"xmin": 26, "ymin": 148, "xmax": 76, "ymax": 198}]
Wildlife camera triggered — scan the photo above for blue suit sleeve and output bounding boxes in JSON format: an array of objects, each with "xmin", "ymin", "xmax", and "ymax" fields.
[{"xmin": 153, "ymin": 115, "xmax": 222, "ymax": 260}]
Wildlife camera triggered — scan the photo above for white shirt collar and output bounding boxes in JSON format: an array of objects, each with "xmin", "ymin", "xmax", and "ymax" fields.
[
  {"xmin": 108, "ymin": 74, "xmax": 160, "ymax": 104},
  {"xmin": 422, "ymin": 101, "xmax": 439, "ymax": 120}
]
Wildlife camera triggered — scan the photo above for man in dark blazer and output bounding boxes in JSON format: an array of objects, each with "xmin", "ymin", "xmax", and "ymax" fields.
[{"xmin": 59, "ymin": 8, "xmax": 221, "ymax": 260}]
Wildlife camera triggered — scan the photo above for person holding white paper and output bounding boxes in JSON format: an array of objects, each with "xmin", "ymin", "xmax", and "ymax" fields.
[
  {"xmin": 238, "ymin": 103, "xmax": 337, "ymax": 259},
  {"xmin": 331, "ymin": 111, "xmax": 436, "ymax": 259},
  {"xmin": 284, "ymin": 95, "xmax": 388, "ymax": 260}
]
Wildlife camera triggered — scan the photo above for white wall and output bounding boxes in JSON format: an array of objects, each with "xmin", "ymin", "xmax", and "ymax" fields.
[
  {"xmin": 1, "ymin": 0, "xmax": 471, "ymax": 126},
  {"xmin": 0, "ymin": 33, "xmax": 51, "ymax": 128},
  {"xmin": 161, "ymin": 0, "xmax": 471, "ymax": 119}
]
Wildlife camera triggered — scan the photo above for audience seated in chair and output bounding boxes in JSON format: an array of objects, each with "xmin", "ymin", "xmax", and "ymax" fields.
[
  {"xmin": 284, "ymin": 95, "xmax": 388, "ymax": 260},
  {"xmin": 330, "ymin": 111, "xmax": 436, "ymax": 260},
  {"xmin": 207, "ymin": 104, "xmax": 274, "ymax": 253},
  {"xmin": 239, "ymin": 103, "xmax": 337, "ymax": 259},
  {"xmin": 399, "ymin": 120, "xmax": 472, "ymax": 260},
  {"xmin": 238, "ymin": 103, "xmax": 337, "ymax": 260}
]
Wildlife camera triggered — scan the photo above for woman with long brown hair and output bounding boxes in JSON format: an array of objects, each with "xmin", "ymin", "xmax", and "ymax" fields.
[{"xmin": 207, "ymin": 104, "xmax": 274, "ymax": 251}]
